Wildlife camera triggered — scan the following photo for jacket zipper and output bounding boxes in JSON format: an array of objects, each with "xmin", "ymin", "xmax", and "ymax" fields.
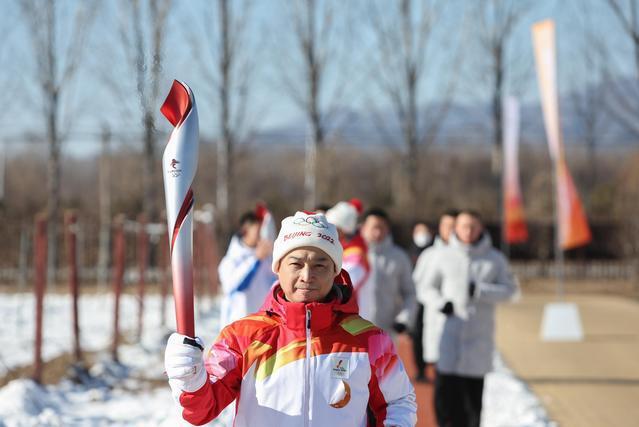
[{"xmin": 304, "ymin": 308, "xmax": 312, "ymax": 427}]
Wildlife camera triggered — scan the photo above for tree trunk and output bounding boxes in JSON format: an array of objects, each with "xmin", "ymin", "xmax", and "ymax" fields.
[
  {"xmin": 405, "ymin": 66, "xmax": 419, "ymax": 219},
  {"xmin": 143, "ymin": 112, "xmax": 157, "ymax": 223},
  {"xmin": 46, "ymin": 92, "xmax": 60, "ymax": 286},
  {"xmin": 304, "ymin": 125, "xmax": 317, "ymax": 209},
  {"xmin": 97, "ymin": 127, "xmax": 111, "ymax": 290},
  {"xmin": 217, "ymin": 0, "xmax": 234, "ymax": 240}
]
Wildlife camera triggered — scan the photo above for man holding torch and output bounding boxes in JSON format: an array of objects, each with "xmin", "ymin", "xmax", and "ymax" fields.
[{"xmin": 164, "ymin": 211, "xmax": 417, "ymax": 426}]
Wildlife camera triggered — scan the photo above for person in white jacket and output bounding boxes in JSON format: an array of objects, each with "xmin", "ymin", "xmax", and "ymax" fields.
[
  {"xmin": 218, "ymin": 211, "xmax": 276, "ymax": 328},
  {"xmin": 421, "ymin": 210, "xmax": 518, "ymax": 427},
  {"xmin": 412, "ymin": 209, "xmax": 458, "ymax": 381}
]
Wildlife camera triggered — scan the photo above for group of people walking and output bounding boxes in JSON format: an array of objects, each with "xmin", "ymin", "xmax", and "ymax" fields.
[{"xmin": 164, "ymin": 201, "xmax": 518, "ymax": 427}]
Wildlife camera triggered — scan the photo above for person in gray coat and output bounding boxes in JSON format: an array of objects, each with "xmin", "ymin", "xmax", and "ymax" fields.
[
  {"xmin": 422, "ymin": 210, "xmax": 517, "ymax": 427},
  {"xmin": 358, "ymin": 208, "xmax": 416, "ymax": 336}
]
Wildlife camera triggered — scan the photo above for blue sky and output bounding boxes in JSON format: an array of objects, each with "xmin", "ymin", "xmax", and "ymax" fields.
[{"xmin": 0, "ymin": 0, "xmax": 633, "ymax": 157}]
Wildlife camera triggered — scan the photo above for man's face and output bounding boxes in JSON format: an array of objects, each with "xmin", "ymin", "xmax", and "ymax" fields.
[
  {"xmin": 276, "ymin": 247, "xmax": 338, "ymax": 303},
  {"xmin": 242, "ymin": 222, "xmax": 260, "ymax": 247},
  {"xmin": 361, "ymin": 215, "xmax": 389, "ymax": 244},
  {"xmin": 454, "ymin": 213, "xmax": 483, "ymax": 245},
  {"xmin": 438, "ymin": 215, "xmax": 456, "ymax": 243}
]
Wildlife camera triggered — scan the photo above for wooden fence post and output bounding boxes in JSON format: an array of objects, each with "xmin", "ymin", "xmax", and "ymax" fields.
[
  {"xmin": 33, "ymin": 214, "xmax": 47, "ymax": 383},
  {"xmin": 65, "ymin": 210, "xmax": 81, "ymax": 363},
  {"xmin": 111, "ymin": 215, "xmax": 125, "ymax": 362}
]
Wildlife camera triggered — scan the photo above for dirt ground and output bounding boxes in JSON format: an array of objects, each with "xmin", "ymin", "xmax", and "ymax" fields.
[{"xmin": 496, "ymin": 290, "xmax": 639, "ymax": 427}]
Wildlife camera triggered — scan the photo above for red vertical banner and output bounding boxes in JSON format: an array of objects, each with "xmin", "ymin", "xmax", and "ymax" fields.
[
  {"xmin": 502, "ymin": 97, "xmax": 528, "ymax": 244},
  {"xmin": 556, "ymin": 160, "xmax": 592, "ymax": 249},
  {"xmin": 33, "ymin": 214, "xmax": 47, "ymax": 384},
  {"xmin": 65, "ymin": 211, "xmax": 82, "ymax": 363},
  {"xmin": 111, "ymin": 215, "xmax": 125, "ymax": 362},
  {"xmin": 532, "ymin": 20, "xmax": 591, "ymax": 250},
  {"xmin": 136, "ymin": 213, "xmax": 148, "ymax": 341}
]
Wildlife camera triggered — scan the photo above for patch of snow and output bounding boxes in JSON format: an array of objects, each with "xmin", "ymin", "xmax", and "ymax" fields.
[{"xmin": 482, "ymin": 353, "xmax": 557, "ymax": 427}]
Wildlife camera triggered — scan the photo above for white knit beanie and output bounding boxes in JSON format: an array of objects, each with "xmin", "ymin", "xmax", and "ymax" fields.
[
  {"xmin": 272, "ymin": 211, "xmax": 343, "ymax": 273},
  {"xmin": 326, "ymin": 201, "xmax": 358, "ymax": 235}
]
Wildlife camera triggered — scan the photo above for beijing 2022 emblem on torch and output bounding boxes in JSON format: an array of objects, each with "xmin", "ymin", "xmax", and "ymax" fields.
[{"xmin": 161, "ymin": 80, "xmax": 199, "ymax": 338}]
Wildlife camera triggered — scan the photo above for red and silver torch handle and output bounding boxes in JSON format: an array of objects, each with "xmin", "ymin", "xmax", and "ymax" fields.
[{"xmin": 161, "ymin": 80, "xmax": 199, "ymax": 338}]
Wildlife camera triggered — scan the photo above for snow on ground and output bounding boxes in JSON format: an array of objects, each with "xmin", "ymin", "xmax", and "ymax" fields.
[
  {"xmin": 483, "ymin": 354, "xmax": 556, "ymax": 427},
  {"xmin": 0, "ymin": 292, "xmax": 553, "ymax": 426}
]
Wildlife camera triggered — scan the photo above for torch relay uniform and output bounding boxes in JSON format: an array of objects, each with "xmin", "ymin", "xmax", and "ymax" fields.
[
  {"xmin": 167, "ymin": 211, "xmax": 416, "ymax": 427},
  {"xmin": 218, "ymin": 235, "xmax": 276, "ymax": 328},
  {"xmin": 341, "ymin": 233, "xmax": 370, "ymax": 294},
  {"xmin": 325, "ymin": 201, "xmax": 370, "ymax": 294},
  {"xmin": 176, "ymin": 280, "xmax": 416, "ymax": 426}
]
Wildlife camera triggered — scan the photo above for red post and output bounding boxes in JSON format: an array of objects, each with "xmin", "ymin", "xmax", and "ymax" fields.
[
  {"xmin": 194, "ymin": 222, "xmax": 203, "ymax": 300},
  {"xmin": 160, "ymin": 229, "xmax": 169, "ymax": 327},
  {"xmin": 111, "ymin": 215, "xmax": 125, "ymax": 362},
  {"xmin": 205, "ymin": 221, "xmax": 220, "ymax": 296},
  {"xmin": 33, "ymin": 214, "xmax": 47, "ymax": 384},
  {"xmin": 136, "ymin": 213, "xmax": 148, "ymax": 341},
  {"xmin": 65, "ymin": 211, "xmax": 81, "ymax": 363}
]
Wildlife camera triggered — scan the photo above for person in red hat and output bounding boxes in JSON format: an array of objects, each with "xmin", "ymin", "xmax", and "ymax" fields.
[
  {"xmin": 326, "ymin": 200, "xmax": 370, "ymax": 296},
  {"xmin": 165, "ymin": 211, "xmax": 417, "ymax": 426}
]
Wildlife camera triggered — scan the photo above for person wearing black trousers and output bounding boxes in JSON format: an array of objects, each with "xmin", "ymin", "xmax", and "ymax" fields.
[
  {"xmin": 422, "ymin": 210, "xmax": 518, "ymax": 427},
  {"xmin": 408, "ymin": 221, "xmax": 432, "ymax": 382}
]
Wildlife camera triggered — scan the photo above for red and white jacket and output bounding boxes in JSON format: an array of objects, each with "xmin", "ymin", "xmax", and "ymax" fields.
[
  {"xmin": 341, "ymin": 233, "xmax": 370, "ymax": 295},
  {"xmin": 178, "ymin": 275, "xmax": 417, "ymax": 426}
]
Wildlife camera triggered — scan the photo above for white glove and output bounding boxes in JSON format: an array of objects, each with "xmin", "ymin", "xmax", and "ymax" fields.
[{"xmin": 165, "ymin": 332, "xmax": 207, "ymax": 395}]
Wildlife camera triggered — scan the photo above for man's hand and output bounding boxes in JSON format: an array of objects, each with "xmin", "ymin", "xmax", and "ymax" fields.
[
  {"xmin": 440, "ymin": 301, "xmax": 454, "ymax": 316},
  {"xmin": 165, "ymin": 333, "xmax": 207, "ymax": 394},
  {"xmin": 255, "ymin": 239, "xmax": 273, "ymax": 260}
]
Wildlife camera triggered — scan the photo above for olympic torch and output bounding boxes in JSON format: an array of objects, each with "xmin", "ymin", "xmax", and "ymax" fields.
[{"xmin": 161, "ymin": 80, "xmax": 199, "ymax": 337}]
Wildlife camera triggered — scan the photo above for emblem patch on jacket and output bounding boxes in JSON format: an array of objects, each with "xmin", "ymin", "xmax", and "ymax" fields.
[{"xmin": 331, "ymin": 357, "xmax": 350, "ymax": 379}]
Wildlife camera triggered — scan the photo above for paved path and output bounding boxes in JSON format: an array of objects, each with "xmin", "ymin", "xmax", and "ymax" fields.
[{"xmin": 495, "ymin": 294, "xmax": 639, "ymax": 427}]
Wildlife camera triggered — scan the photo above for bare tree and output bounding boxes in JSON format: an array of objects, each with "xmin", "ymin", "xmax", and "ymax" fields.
[
  {"xmin": 600, "ymin": 0, "xmax": 639, "ymax": 136},
  {"xmin": 115, "ymin": 0, "xmax": 172, "ymax": 223},
  {"xmin": 187, "ymin": 0, "xmax": 255, "ymax": 239},
  {"xmin": 276, "ymin": 0, "xmax": 343, "ymax": 209},
  {"xmin": 367, "ymin": 0, "xmax": 462, "ymax": 216},
  {"xmin": 476, "ymin": 0, "xmax": 532, "ymax": 178},
  {"xmin": 97, "ymin": 125, "xmax": 112, "ymax": 289},
  {"xmin": 570, "ymin": 2, "xmax": 609, "ymax": 198},
  {"xmin": 19, "ymin": 0, "xmax": 96, "ymax": 282}
]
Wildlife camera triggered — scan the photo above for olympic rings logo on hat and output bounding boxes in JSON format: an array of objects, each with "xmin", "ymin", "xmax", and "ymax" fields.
[{"xmin": 293, "ymin": 216, "xmax": 328, "ymax": 229}]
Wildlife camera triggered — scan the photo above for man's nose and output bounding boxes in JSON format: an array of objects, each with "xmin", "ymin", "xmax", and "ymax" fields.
[{"xmin": 299, "ymin": 265, "xmax": 311, "ymax": 282}]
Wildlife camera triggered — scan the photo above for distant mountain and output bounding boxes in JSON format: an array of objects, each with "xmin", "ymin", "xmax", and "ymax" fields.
[{"xmin": 251, "ymin": 78, "xmax": 639, "ymax": 149}]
